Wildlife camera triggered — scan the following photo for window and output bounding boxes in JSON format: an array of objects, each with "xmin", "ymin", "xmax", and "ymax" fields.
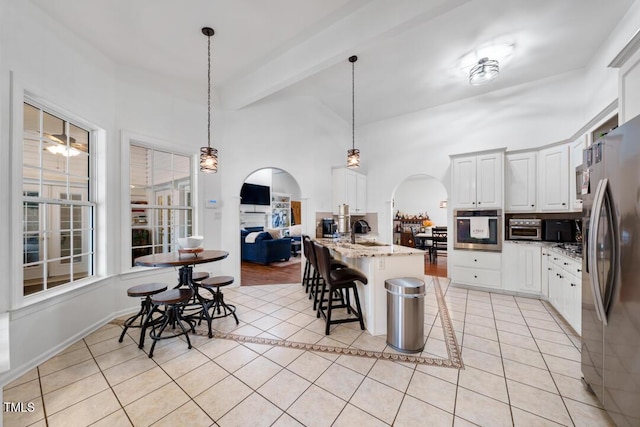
[
  {"xmin": 22, "ymin": 102, "xmax": 94, "ymax": 296},
  {"xmin": 130, "ymin": 144, "xmax": 193, "ymax": 266}
]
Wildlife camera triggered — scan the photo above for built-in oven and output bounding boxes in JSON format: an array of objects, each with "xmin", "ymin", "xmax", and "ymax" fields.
[
  {"xmin": 508, "ymin": 218, "xmax": 542, "ymax": 241},
  {"xmin": 454, "ymin": 209, "xmax": 502, "ymax": 251}
]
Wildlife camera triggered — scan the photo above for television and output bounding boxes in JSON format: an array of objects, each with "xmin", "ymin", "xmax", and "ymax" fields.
[{"xmin": 240, "ymin": 183, "xmax": 270, "ymax": 205}]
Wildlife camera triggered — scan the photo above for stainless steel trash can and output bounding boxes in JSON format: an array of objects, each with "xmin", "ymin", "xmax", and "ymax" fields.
[{"xmin": 385, "ymin": 277, "xmax": 425, "ymax": 353}]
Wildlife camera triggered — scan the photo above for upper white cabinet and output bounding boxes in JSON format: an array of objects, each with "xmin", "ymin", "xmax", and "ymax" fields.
[
  {"xmin": 451, "ymin": 151, "xmax": 503, "ymax": 209},
  {"xmin": 538, "ymin": 144, "xmax": 569, "ymax": 211},
  {"xmin": 610, "ymin": 32, "xmax": 640, "ymax": 125},
  {"xmin": 332, "ymin": 168, "xmax": 367, "ymax": 215},
  {"xmin": 505, "ymin": 152, "xmax": 537, "ymax": 212}
]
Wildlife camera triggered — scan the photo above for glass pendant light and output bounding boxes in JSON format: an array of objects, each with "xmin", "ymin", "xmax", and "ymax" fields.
[
  {"xmin": 347, "ymin": 55, "xmax": 360, "ymax": 169},
  {"xmin": 469, "ymin": 57, "xmax": 500, "ymax": 86},
  {"xmin": 200, "ymin": 27, "xmax": 218, "ymax": 173}
]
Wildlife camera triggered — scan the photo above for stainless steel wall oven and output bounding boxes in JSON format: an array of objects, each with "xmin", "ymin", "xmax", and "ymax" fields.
[{"xmin": 454, "ymin": 209, "xmax": 502, "ymax": 251}]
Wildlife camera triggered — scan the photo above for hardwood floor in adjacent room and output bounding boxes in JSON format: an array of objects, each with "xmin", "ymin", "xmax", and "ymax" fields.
[
  {"xmin": 424, "ymin": 252, "xmax": 447, "ymax": 278},
  {"xmin": 241, "ymin": 260, "xmax": 302, "ymax": 286}
]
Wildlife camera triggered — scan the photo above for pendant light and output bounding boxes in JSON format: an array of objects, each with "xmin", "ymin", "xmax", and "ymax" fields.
[
  {"xmin": 346, "ymin": 55, "xmax": 360, "ymax": 169},
  {"xmin": 469, "ymin": 57, "xmax": 499, "ymax": 86},
  {"xmin": 200, "ymin": 27, "xmax": 218, "ymax": 173}
]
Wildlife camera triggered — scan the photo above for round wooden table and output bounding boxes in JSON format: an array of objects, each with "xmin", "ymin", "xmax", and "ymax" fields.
[{"xmin": 134, "ymin": 250, "xmax": 229, "ymax": 337}]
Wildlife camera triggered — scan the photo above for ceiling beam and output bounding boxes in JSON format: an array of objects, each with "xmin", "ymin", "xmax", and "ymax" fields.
[{"xmin": 219, "ymin": 0, "xmax": 469, "ymax": 110}]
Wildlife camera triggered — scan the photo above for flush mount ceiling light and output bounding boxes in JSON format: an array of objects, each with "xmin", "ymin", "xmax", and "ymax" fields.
[
  {"xmin": 346, "ymin": 55, "xmax": 360, "ymax": 169},
  {"xmin": 199, "ymin": 27, "xmax": 218, "ymax": 173},
  {"xmin": 469, "ymin": 57, "xmax": 500, "ymax": 86}
]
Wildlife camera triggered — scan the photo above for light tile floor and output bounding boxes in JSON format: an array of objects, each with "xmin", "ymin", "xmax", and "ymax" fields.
[{"xmin": 3, "ymin": 277, "xmax": 615, "ymax": 426}]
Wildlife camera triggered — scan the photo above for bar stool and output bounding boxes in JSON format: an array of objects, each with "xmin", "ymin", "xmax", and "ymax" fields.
[
  {"xmin": 302, "ymin": 236, "xmax": 314, "ymax": 293},
  {"xmin": 141, "ymin": 288, "xmax": 195, "ymax": 358},
  {"xmin": 315, "ymin": 243, "xmax": 367, "ymax": 335},
  {"xmin": 199, "ymin": 276, "xmax": 239, "ymax": 338},
  {"xmin": 118, "ymin": 283, "xmax": 168, "ymax": 344},
  {"xmin": 308, "ymin": 241, "xmax": 348, "ymax": 311},
  {"xmin": 192, "ymin": 271, "xmax": 210, "ymax": 282}
]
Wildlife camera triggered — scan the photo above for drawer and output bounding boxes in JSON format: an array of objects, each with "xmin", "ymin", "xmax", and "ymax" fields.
[
  {"xmin": 452, "ymin": 266, "xmax": 502, "ymax": 289},
  {"xmin": 453, "ymin": 250, "xmax": 502, "ymax": 269}
]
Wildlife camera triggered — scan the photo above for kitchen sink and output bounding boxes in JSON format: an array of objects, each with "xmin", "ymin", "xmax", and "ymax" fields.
[{"xmin": 356, "ymin": 241, "xmax": 389, "ymax": 247}]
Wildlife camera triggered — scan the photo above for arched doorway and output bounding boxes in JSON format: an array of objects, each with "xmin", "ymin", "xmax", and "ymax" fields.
[
  {"xmin": 392, "ymin": 174, "xmax": 448, "ymax": 277},
  {"xmin": 239, "ymin": 168, "xmax": 303, "ymax": 286}
]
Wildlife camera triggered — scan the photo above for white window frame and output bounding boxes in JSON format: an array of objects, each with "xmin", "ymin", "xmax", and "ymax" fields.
[
  {"xmin": 10, "ymin": 85, "xmax": 104, "ymax": 309},
  {"xmin": 121, "ymin": 131, "xmax": 199, "ymax": 272}
]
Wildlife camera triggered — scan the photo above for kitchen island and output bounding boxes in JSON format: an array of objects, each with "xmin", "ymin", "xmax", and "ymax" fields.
[{"xmin": 316, "ymin": 238, "xmax": 425, "ymax": 336}]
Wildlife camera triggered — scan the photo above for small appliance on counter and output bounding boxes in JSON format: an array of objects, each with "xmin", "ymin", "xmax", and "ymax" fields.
[
  {"xmin": 337, "ymin": 204, "xmax": 350, "ymax": 234},
  {"xmin": 543, "ymin": 219, "xmax": 575, "ymax": 242},
  {"xmin": 508, "ymin": 218, "xmax": 542, "ymax": 241},
  {"xmin": 353, "ymin": 219, "xmax": 371, "ymax": 234},
  {"xmin": 322, "ymin": 218, "xmax": 336, "ymax": 237}
]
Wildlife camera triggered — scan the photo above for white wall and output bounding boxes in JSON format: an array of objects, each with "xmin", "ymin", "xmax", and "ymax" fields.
[
  {"xmin": 583, "ymin": 0, "xmax": 640, "ymax": 121},
  {"xmin": 361, "ymin": 70, "xmax": 587, "ymax": 244},
  {"xmin": 393, "ymin": 176, "xmax": 448, "ymax": 226}
]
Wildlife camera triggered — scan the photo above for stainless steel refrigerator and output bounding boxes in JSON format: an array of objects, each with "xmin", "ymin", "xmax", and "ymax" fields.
[{"xmin": 579, "ymin": 115, "xmax": 640, "ymax": 426}]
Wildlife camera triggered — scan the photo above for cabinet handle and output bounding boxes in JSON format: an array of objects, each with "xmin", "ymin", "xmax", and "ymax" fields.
[{"xmin": 577, "ymin": 268, "xmax": 582, "ymax": 272}]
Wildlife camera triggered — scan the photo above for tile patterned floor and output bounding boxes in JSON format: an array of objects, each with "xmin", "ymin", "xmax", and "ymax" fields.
[{"xmin": 3, "ymin": 277, "xmax": 615, "ymax": 427}]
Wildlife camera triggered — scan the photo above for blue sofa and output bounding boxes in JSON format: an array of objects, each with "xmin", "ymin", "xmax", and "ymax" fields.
[{"xmin": 241, "ymin": 227, "xmax": 292, "ymax": 265}]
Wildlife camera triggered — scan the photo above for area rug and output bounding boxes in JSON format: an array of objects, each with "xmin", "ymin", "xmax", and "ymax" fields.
[{"xmin": 269, "ymin": 258, "xmax": 302, "ymax": 268}]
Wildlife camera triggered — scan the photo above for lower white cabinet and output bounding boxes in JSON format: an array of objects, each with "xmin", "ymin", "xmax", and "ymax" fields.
[
  {"xmin": 451, "ymin": 250, "xmax": 502, "ymax": 290},
  {"xmin": 547, "ymin": 249, "xmax": 582, "ymax": 335},
  {"xmin": 503, "ymin": 242, "xmax": 542, "ymax": 295}
]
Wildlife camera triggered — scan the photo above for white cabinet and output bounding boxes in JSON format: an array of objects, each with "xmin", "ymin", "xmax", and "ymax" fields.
[
  {"xmin": 538, "ymin": 144, "xmax": 569, "ymax": 211},
  {"xmin": 451, "ymin": 250, "xmax": 501, "ymax": 290},
  {"xmin": 332, "ymin": 168, "xmax": 367, "ymax": 215},
  {"xmin": 611, "ymin": 33, "xmax": 640, "ymax": 125},
  {"xmin": 570, "ymin": 137, "xmax": 586, "ymax": 212},
  {"xmin": 547, "ymin": 249, "xmax": 582, "ymax": 335},
  {"xmin": 505, "ymin": 152, "xmax": 537, "ymax": 212},
  {"xmin": 503, "ymin": 242, "xmax": 542, "ymax": 295},
  {"xmin": 451, "ymin": 151, "xmax": 503, "ymax": 209}
]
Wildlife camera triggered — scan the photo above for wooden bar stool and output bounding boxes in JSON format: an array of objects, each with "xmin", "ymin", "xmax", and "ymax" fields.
[
  {"xmin": 192, "ymin": 271, "xmax": 210, "ymax": 282},
  {"xmin": 199, "ymin": 276, "xmax": 239, "ymax": 337},
  {"xmin": 315, "ymin": 244, "xmax": 367, "ymax": 335},
  {"xmin": 140, "ymin": 289, "xmax": 195, "ymax": 358},
  {"xmin": 119, "ymin": 283, "xmax": 168, "ymax": 344}
]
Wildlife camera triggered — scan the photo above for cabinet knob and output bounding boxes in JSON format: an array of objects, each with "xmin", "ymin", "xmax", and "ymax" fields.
[
  {"xmin": 562, "ymin": 202, "xmax": 566, "ymax": 206},
  {"xmin": 559, "ymin": 274, "xmax": 563, "ymax": 279},
  {"xmin": 474, "ymin": 275, "xmax": 478, "ymax": 279},
  {"xmin": 474, "ymin": 259, "xmax": 477, "ymax": 262},
  {"xmin": 478, "ymin": 202, "xmax": 481, "ymax": 205},
  {"xmin": 564, "ymin": 262, "xmax": 568, "ymax": 265},
  {"xmin": 577, "ymin": 269, "xmax": 582, "ymax": 272},
  {"xmin": 548, "ymin": 268, "xmax": 552, "ymax": 271},
  {"xmin": 531, "ymin": 204, "xmax": 535, "ymax": 207},
  {"xmin": 553, "ymin": 257, "xmax": 558, "ymax": 260},
  {"xmin": 571, "ymin": 283, "xmax": 576, "ymax": 287}
]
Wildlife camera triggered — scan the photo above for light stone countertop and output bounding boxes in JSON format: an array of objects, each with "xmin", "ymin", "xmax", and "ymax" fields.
[{"xmin": 315, "ymin": 238, "xmax": 425, "ymax": 258}]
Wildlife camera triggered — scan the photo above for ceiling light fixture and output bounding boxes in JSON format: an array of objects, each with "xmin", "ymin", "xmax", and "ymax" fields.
[
  {"xmin": 347, "ymin": 55, "xmax": 360, "ymax": 169},
  {"xmin": 469, "ymin": 57, "xmax": 500, "ymax": 86},
  {"xmin": 199, "ymin": 27, "xmax": 218, "ymax": 173},
  {"xmin": 45, "ymin": 122, "xmax": 81, "ymax": 157}
]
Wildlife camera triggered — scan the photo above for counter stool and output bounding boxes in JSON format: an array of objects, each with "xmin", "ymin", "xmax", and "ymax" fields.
[
  {"xmin": 302, "ymin": 236, "xmax": 314, "ymax": 293},
  {"xmin": 141, "ymin": 288, "xmax": 195, "ymax": 358},
  {"xmin": 199, "ymin": 276, "xmax": 239, "ymax": 338},
  {"xmin": 308, "ymin": 241, "xmax": 348, "ymax": 311},
  {"xmin": 192, "ymin": 271, "xmax": 210, "ymax": 282},
  {"xmin": 118, "ymin": 283, "xmax": 168, "ymax": 344},
  {"xmin": 315, "ymin": 244, "xmax": 367, "ymax": 335}
]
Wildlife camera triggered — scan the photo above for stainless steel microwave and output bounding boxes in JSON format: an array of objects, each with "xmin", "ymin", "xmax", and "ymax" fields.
[{"xmin": 454, "ymin": 209, "xmax": 502, "ymax": 251}]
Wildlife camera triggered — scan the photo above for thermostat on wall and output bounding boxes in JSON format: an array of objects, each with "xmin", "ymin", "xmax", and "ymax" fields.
[{"xmin": 206, "ymin": 199, "xmax": 222, "ymax": 209}]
